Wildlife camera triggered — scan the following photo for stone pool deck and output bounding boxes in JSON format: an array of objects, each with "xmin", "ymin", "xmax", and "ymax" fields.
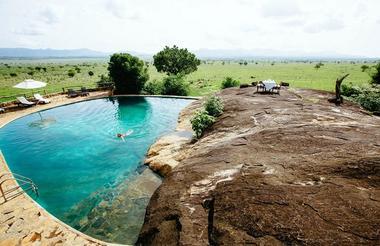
[{"xmin": 0, "ymin": 91, "xmax": 112, "ymax": 245}]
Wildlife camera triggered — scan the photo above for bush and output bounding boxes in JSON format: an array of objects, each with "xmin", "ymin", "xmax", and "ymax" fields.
[
  {"xmin": 221, "ymin": 77, "xmax": 240, "ymax": 89},
  {"xmin": 68, "ymin": 70, "xmax": 75, "ymax": 77},
  {"xmin": 356, "ymin": 91, "xmax": 380, "ymax": 112},
  {"xmin": 191, "ymin": 110, "xmax": 216, "ymax": 139},
  {"xmin": 341, "ymin": 84, "xmax": 362, "ymax": 97},
  {"xmin": 162, "ymin": 75, "xmax": 189, "ymax": 96},
  {"xmin": 108, "ymin": 53, "xmax": 149, "ymax": 94},
  {"xmin": 27, "ymin": 71, "xmax": 34, "ymax": 76},
  {"xmin": 144, "ymin": 80, "xmax": 163, "ymax": 95},
  {"xmin": 204, "ymin": 95, "xmax": 224, "ymax": 117},
  {"xmin": 9, "ymin": 73, "xmax": 17, "ymax": 77},
  {"xmin": 96, "ymin": 74, "xmax": 114, "ymax": 88},
  {"xmin": 370, "ymin": 63, "xmax": 380, "ymax": 85},
  {"xmin": 88, "ymin": 71, "xmax": 94, "ymax": 76}
]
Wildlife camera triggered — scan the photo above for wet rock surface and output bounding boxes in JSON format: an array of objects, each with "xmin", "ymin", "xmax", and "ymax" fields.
[
  {"xmin": 64, "ymin": 168, "xmax": 161, "ymax": 245},
  {"xmin": 138, "ymin": 87, "xmax": 380, "ymax": 245}
]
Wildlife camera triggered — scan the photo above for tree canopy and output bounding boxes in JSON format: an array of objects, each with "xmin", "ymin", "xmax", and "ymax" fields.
[
  {"xmin": 153, "ymin": 45, "xmax": 201, "ymax": 75},
  {"xmin": 108, "ymin": 53, "xmax": 149, "ymax": 94}
]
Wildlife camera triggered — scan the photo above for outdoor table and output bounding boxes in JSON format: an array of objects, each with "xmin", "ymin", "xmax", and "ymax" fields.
[{"xmin": 262, "ymin": 80, "xmax": 277, "ymax": 91}]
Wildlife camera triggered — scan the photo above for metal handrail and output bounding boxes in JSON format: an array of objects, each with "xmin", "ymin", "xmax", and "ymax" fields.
[{"xmin": 0, "ymin": 172, "xmax": 38, "ymax": 203}]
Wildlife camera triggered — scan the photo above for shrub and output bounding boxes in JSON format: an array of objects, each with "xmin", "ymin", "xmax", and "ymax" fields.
[
  {"xmin": 68, "ymin": 70, "xmax": 75, "ymax": 77},
  {"xmin": 370, "ymin": 63, "xmax": 380, "ymax": 85},
  {"xmin": 356, "ymin": 91, "xmax": 380, "ymax": 112},
  {"xmin": 221, "ymin": 77, "xmax": 240, "ymax": 89},
  {"xmin": 27, "ymin": 71, "xmax": 34, "ymax": 76},
  {"xmin": 191, "ymin": 110, "xmax": 216, "ymax": 139},
  {"xmin": 204, "ymin": 95, "xmax": 224, "ymax": 117},
  {"xmin": 162, "ymin": 75, "xmax": 189, "ymax": 96},
  {"xmin": 341, "ymin": 84, "xmax": 362, "ymax": 97},
  {"xmin": 9, "ymin": 73, "xmax": 17, "ymax": 77},
  {"xmin": 108, "ymin": 53, "xmax": 149, "ymax": 94},
  {"xmin": 144, "ymin": 80, "xmax": 163, "ymax": 95},
  {"xmin": 88, "ymin": 71, "xmax": 94, "ymax": 76},
  {"xmin": 96, "ymin": 74, "xmax": 114, "ymax": 88}
]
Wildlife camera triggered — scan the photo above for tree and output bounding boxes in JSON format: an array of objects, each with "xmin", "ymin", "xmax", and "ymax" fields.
[
  {"xmin": 328, "ymin": 74, "xmax": 349, "ymax": 106},
  {"xmin": 314, "ymin": 62, "xmax": 324, "ymax": 70},
  {"xmin": 108, "ymin": 53, "xmax": 149, "ymax": 94},
  {"xmin": 68, "ymin": 70, "xmax": 75, "ymax": 77},
  {"xmin": 370, "ymin": 63, "xmax": 380, "ymax": 85},
  {"xmin": 88, "ymin": 71, "xmax": 94, "ymax": 76},
  {"xmin": 153, "ymin": 45, "xmax": 201, "ymax": 75},
  {"xmin": 361, "ymin": 65, "xmax": 369, "ymax": 72}
]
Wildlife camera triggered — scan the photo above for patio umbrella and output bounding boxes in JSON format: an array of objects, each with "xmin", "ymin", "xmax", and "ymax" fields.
[
  {"xmin": 13, "ymin": 79, "xmax": 47, "ymax": 122},
  {"xmin": 13, "ymin": 79, "xmax": 47, "ymax": 89}
]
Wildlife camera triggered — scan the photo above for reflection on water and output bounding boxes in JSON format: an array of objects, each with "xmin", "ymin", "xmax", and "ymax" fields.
[
  {"xmin": 28, "ymin": 117, "xmax": 57, "ymax": 129},
  {"xmin": 0, "ymin": 97, "xmax": 193, "ymax": 244}
]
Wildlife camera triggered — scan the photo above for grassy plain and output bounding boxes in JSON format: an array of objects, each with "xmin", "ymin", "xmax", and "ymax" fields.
[{"xmin": 0, "ymin": 58, "xmax": 375, "ymax": 102}]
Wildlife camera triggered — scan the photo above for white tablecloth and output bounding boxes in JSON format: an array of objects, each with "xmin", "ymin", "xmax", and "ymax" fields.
[{"xmin": 263, "ymin": 80, "xmax": 277, "ymax": 90}]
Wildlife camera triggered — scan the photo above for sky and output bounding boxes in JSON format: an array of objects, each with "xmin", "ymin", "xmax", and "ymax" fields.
[{"xmin": 0, "ymin": 0, "xmax": 379, "ymax": 57}]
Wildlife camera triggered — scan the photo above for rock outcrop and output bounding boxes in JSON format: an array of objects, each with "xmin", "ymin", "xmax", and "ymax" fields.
[{"xmin": 138, "ymin": 87, "xmax": 380, "ymax": 245}]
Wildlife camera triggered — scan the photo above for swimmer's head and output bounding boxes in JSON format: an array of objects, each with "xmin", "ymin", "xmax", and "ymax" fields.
[{"xmin": 117, "ymin": 133, "xmax": 122, "ymax": 137}]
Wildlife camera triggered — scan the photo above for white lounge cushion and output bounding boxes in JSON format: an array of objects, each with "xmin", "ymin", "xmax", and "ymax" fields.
[
  {"xmin": 17, "ymin": 96, "xmax": 35, "ymax": 105},
  {"xmin": 34, "ymin": 94, "xmax": 50, "ymax": 103}
]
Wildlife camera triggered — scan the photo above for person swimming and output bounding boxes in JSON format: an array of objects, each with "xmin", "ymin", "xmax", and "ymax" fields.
[{"xmin": 117, "ymin": 130, "xmax": 133, "ymax": 142}]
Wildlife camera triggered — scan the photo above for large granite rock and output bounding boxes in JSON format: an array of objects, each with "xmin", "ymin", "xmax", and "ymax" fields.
[{"xmin": 137, "ymin": 87, "xmax": 380, "ymax": 245}]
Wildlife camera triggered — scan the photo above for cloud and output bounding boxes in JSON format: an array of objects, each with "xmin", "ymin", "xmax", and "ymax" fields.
[
  {"xmin": 39, "ymin": 7, "xmax": 61, "ymax": 24},
  {"xmin": 12, "ymin": 25, "xmax": 44, "ymax": 36},
  {"xmin": 260, "ymin": 0, "xmax": 301, "ymax": 18},
  {"xmin": 280, "ymin": 18, "xmax": 305, "ymax": 27},
  {"xmin": 105, "ymin": 0, "xmax": 141, "ymax": 20},
  {"xmin": 303, "ymin": 18, "xmax": 345, "ymax": 33}
]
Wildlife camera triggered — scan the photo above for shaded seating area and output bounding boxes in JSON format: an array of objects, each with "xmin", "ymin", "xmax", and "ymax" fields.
[
  {"xmin": 67, "ymin": 87, "xmax": 90, "ymax": 98},
  {"xmin": 67, "ymin": 89, "xmax": 79, "ymax": 98},
  {"xmin": 16, "ymin": 96, "xmax": 36, "ymax": 107},
  {"xmin": 79, "ymin": 87, "xmax": 89, "ymax": 96},
  {"xmin": 34, "ymin": 93, "xmax": 51, "ymax": 104}
]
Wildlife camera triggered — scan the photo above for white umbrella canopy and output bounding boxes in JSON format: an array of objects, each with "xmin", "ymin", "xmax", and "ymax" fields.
[{"xmin": 13, "ymin": 79, "xmax": 47, "ymax": 89}]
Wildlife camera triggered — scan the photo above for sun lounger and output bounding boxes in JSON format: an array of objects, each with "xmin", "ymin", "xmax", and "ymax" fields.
[
  {"xmin": 34, "ymin": 93, "xmax": 51, "ymax": 104},
  {"xmin": 67, "ymin": 89, "xmax": 79, "ymax": 98},
  {"xmin": 79, "ymin": 87, "xmax": 89, "ymax": 96},
  {"xmin": 0, "ymin": 108, "xmax": 4, "ymax": 113},
  {"xmin": 16, "ymin": 96, "xmax": 36, "ymax": 107}
]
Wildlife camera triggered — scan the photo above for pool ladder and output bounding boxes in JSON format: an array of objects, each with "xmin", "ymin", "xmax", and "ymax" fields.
[{"xmin": 0, "ymin": 172, "xmax": 39, "ymax": 204}]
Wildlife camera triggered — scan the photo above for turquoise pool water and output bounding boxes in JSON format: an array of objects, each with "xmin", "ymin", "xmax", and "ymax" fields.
[{"xmin": 0, "ymin": 96, "xmax": 193, "ymax": 243}]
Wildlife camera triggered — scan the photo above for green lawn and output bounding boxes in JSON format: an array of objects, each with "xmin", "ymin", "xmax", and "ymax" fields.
[{"xmin": 0, "ymin": 59, "xmax": 374, "ymax": 102}]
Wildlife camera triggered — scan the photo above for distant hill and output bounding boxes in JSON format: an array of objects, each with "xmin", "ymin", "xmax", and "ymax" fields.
[
  {"xmin": 193, "ymin": 49, "xmax": 372, "ymax": 60},
  {"xmin": 0, "ymin": 48, "xmax": 108, "ymax": 58},
  {"xmin": 0, "ymin": 47, "xmax": 375, "ymax": 61}
]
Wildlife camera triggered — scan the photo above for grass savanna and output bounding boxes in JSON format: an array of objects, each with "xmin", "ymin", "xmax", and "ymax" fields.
[
  {"xmin": 0, "ymin": 58, "xmax": 377, "ymax": 102},
  {"xmin": 0, "ymin": 59, "xmax": 108, "ymax": 102}
]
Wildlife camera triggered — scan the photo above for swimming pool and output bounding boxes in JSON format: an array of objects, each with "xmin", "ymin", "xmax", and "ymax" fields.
[{"xmin": 0, "ymin": 96, "xmax": 194, "ymax": 244}]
